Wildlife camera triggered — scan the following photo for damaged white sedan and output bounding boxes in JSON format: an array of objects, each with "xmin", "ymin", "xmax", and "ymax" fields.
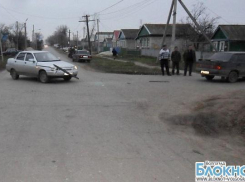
[{"xmin": 6, "ymin": 51, "xmax": 78, "ymax": 83}]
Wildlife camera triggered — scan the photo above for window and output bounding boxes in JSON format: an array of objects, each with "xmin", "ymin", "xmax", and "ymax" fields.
[
  {"xmin": 16, "ymin": 53, "xmax": 26, "ymax": 61},
  {"xmin": 219, "ymin": 41, "xmax": 225, "ymax": 51},
  {"xmin": 25, "ymin": 53, "xmax": 34, "ymax": 61},
  {"xmin": 34, "ymin": 52, "xmax": 60, "ymax": 62},
  {"xmin": 232, "ymin": 54, "xmax": 245, "ymax": 63}
]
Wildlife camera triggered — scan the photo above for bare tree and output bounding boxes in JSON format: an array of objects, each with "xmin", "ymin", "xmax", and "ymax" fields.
[{"xmin": 181, "ymin": 2, "xmax": 220, "ymax": 50}]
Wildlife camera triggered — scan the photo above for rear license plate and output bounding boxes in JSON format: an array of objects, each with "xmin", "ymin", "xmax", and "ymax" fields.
[
  {"xmin": 83, "ymin": 56, "xmax": 88, "ymax": 58},
  {"xmin": 201, "ymin": 71, "xmax": 209, "ymax": 75}
]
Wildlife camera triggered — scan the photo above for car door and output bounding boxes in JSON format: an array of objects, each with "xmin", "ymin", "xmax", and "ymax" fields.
[
  {"xmin": 24, "ymin": 53, "xmax": 38, "ymax": 76},
  {"xmin": 15, "ymin": 53, "xmax": 26, "ymax": 74},
  {"xmin": 236, "ymin": 54, "xmax": 245, "ymax": 76}
]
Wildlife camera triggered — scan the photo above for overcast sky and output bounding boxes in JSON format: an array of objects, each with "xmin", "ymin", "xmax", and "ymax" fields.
[{"xmin": 0, "ymin": 0, "xmax": 244, "ymax": 41}]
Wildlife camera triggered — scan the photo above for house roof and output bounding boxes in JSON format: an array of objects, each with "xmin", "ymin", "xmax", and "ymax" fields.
[
  {"xmin": 120, "ymin": 29, "xmax": 139, "ymax": 39},
  {"xmin": 136, "ymin": 24, "xmax": 193, "ymax": 39},
  {"xmin": 212, "ymin": 25, "xmax": 245, "ymax": 41},
  {"xmin": 95, "ymin": 32, "xmax": 113, "ymax": 42},
  {"xmin": 112, "ymin": 30, "xmax": 121, "ymax": 41}
]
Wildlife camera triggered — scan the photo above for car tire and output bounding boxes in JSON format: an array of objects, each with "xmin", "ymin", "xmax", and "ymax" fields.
[
  {"xmin": 205, "ymin": 75, "xmax": 214, "ymax": 81},
  {"xmin": 227, "ymin": 71, "xmax": 238, "ymax": 83},
  {"xmin": 63, "ymin": 76, "xmax": 72, "ymax": 81},
  {"xmin": 10, "ymin": 69, "xmax": 19, "ymax": 80},
  {"xmin": 39, "ymin": 71, "xmax": 49, "ymax": 83}
]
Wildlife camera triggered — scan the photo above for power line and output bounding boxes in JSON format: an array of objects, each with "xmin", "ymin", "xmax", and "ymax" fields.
[
  {"xmin": 101, "ymin": 0, "xmax": 157, "ymax": 21},
  {"xmin": 99, "ymin": 0, "xmax": 149, "ymax": 16},
  {"xmin": 0, "ymin": 3, "xmax": 19, "ymax": 21},
  {"xmin": 96, "ymin": 0, "xmax": 124, "ymax": 14},
  {"xmin": 0, "ymin": 5, "xmax": 80, "ymax": 20}
]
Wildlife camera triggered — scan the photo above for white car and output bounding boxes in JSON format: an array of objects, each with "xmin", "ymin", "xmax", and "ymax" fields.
[{"xmin": 6, "ymin": 51, "xmax": 78, "ymax": 83}]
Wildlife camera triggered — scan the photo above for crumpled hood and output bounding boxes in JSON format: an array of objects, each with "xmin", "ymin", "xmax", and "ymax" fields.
[{"xmin": 37, "ymin": 61, "xmax": 74, "ymax": 68}]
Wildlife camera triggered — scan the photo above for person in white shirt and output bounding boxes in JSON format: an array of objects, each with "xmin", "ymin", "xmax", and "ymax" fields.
[{"xmin": 159, "ymin": 45, "xmax": 171, "ymax": 76}]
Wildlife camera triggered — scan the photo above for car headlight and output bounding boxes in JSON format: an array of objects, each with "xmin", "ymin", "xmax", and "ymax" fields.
[{"xmin": 74, "ymin": 66, "xmax": 77, "ymax": 70}]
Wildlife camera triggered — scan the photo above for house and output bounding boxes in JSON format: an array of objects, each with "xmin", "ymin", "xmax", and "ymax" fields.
[
  {"xmin": 117, "ymin": 29, "xmax": 139, "ymax": 50},
  {"xmin": 211, "ymin": 25, "xmax": 245, "ymax": 52},
  {"xmin": 135, "ymin": 24, "xmax": 193, "ymax": 51},
  {"xmin": 134, "ymin": 24, "xmax": 195, "ymax": 57},
  {"xmin": 94, "ymin": 32, "xmax": 113, "ymax": 52},
  {"xmin": 112, "ymin": 30, "xmax": 121, "ymax": 48},
  {"xmin": 103, "ymin": 38, "xmax": 112, "ymax": 49}
]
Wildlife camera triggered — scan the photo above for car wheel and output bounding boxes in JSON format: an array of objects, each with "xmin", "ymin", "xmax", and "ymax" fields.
[
  {"xmin": 205, "ymin": 75, "xmax": 214, "ymax": 81},
  {"xmin": 10, "ymin": 69, "xmax": 19, "ymax": 80},
  {"xmin": 63, "ymin": 76, "xmax": 72, "ymax": 81},
  {"xmin": 39, "ymin": 71, "xmax": 49, "ymax": 83},
  {"xmin": 227, "ymin": 71, "xmax": 238, "ymax": 83}
]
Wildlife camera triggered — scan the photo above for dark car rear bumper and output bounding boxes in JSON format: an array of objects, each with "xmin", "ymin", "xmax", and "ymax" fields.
[{"xmin": 196, "ymin": 68, "xmax": 228, "ymax": 77}]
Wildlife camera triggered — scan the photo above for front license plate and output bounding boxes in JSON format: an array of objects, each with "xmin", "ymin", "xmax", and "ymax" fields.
[{"xmin": 201, "ymin": 71, "xmax": 209, "ymax": 75}]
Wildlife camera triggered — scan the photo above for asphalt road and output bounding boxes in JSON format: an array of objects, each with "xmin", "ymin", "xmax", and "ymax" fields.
[{"xmin": 0, "ymin": 47, "xmax": 244, "ymax": 182}]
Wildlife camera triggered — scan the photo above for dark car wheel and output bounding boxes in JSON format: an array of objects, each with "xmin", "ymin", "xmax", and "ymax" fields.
[
  {"xmin": 205, "ymin": 75, "xmax": 214, "ymax": 81},
  {"xmin": 39, "ymin": 71, "xmax": 49, "ymax": 83},
  {"xmin": 64, "ymin": 76, "xmax": 72, "ymax": 81},
  {"xmin": 10, "ymin": 69, "xmax": 19, "ymax": 80},
  {"xmin": 227, "ymin": 71, "xmax": 238, "ymax": 83}
]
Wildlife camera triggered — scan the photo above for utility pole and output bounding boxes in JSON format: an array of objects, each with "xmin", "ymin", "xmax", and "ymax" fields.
[
  {"xmin": 0, "ymin": 33, "xmax": 3, "ymax": 62},
  {"xmin": 24, "ymin": 23, "xmax": 27, "ymax": 50},
  {"xmin": 77, "ymin": 31, "xmax": 78, "ymax": 48},
  {"xmin": 68, "ymin": 29, "xmax": 71, "ymax": 46},
  {"xmin": 97, "ymin": 19, "xmax": 100, "ymax": 53},
  {"xmin": 32, "ymin": 25, "xmax": 34, "ymax": 48},
  {"xmin": 171, "ymin": 0, "xmax": 177, "ymax": 51},
  {"xmin": 16, "ymin": 21, "xmax": 19, "ymax": 50},
  {"xmin": 79, "ymin": 15, "xmax": 95, "ymax": 54},
  {"xmin": 161, "ymin": 0, "xmax": 174, "ymax": 46}
]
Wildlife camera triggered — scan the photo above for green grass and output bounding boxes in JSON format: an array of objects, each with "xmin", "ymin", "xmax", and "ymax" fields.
[
  {"xmin": 90, "ymin": 56, "xmax": 161, "ymax": 75},
  {"xmin": 119, "ymin": 55, "xmax": 158, "ymax": 66}
]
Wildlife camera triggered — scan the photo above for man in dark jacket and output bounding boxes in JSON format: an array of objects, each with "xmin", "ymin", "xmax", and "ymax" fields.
[
  {"xmin": 183, "ymin": 45, "xmax": 196, "ymax": 76},
  {"xmin": 171, "ymin": 46, "xmax": 181, "ymax": 75}
]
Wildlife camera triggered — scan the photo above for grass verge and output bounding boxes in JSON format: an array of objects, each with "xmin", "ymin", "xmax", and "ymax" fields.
[
  {"xmin": 117, "ymin": 55, "xmax": 158, "ymax": 66},
  {"xmin": 90, "ymin": 56, "xmax": 161, "ymax": 75}
]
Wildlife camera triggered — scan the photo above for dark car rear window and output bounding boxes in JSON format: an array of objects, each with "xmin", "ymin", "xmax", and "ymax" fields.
[
  {"xmin": 77, "ymin": 51, "xmax": 89, "ymax": 55},
  {"xmin": 209, "ymin": 53, "xmax": 233, "ymax": 62}
]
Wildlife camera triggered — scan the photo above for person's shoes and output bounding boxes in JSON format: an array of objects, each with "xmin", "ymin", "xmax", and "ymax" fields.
[
  {"xmin": 168, "ymin": 74, "xmax": 172, "ymax": 76},
  {"xmin": 189, "ymin": 74, "xmax": 192, "ymax": 76},
  {"xmin": 184, "ymin": 74, "xmax": 186, "ymax": 76},
  {"xmin": 172, "ymin": 72, "xmax": 175, "ymax": 75},
  {"xmin": 177, "ymin": 73, "xmax": 180, "ymax": 75}
]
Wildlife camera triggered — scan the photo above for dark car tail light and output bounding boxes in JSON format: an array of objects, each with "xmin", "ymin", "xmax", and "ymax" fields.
[
  {"xmin": 80, "ymin": 55, "xmax": 83, "ymax": 58},
  {"xmin": 215, "ymin": 65, "xmax": 222, "ymax": 70}
]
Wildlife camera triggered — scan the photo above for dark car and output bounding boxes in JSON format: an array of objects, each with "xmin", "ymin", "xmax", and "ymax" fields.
[
  {"xmin": 72, "ymin": 50, "xmax": 92, "ymax": 62},
  {"xmin": 3, "ymin": 48, "xmax": 20, "ymax": 56},
  {"xmin": 196, "ymin": 52, "xmax": 245, "ymax": 83}
]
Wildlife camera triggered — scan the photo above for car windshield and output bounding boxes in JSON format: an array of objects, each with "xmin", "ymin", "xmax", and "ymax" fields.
[
  {"xmin": 34, "ymin": 52, "xmax": 60, "ymax": 62},
  {"xmin": 77, "ymin": 51, "xmax": 89, "ymax": 55},
  {"xmin": 209, "ymin": 53, "xmax": 233, "ymax": 62}
]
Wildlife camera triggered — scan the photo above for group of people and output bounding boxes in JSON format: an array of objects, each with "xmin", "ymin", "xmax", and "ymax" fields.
[{"xmin": 158, "ymin": 45, "xmax": 196, "ymax": 76}]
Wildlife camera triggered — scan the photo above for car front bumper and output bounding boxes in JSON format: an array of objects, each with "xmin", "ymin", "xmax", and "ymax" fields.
[{"xmin": 46, "ymin": 69, "xmax": 78, "ymax": 77}]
